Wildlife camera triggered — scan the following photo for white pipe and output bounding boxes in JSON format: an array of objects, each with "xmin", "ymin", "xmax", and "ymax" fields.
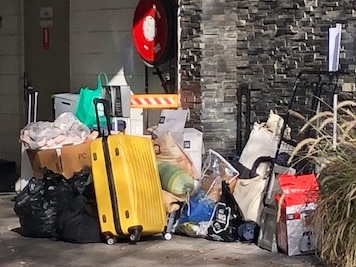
[
  {"xmin": 19, "ymin": 0, "xmax": 26, "ymax": 126},
  {"xmin": 34, "ymin": 91, "xmax": 38, "ymax": 122},
  {"xmin": 316, "ymin": 100, "xmax": 321, "ymax": 137},
  {"xmin": 176, "ymin": 0, "xmax": 182, "ymax": 106},
  {"xmin": 333, "ymin": 94, "xmax": 338, "ymax": 149},
  {"xmin": 27, "ymin": 93, "xmax": 31, "ymax": 124}
]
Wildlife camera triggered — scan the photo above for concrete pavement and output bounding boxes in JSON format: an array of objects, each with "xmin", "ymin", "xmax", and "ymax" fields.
[{"xmin": 0, "ymin": 193, "xmax": 323, "ymax": 267}]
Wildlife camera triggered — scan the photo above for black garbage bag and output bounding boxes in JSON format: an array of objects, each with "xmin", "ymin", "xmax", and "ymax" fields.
[
  {"xmin": 67, "ymin": 168, "xmax": 91, "ymax": 195},
  {"xmin": 56, "ymin": 183, "xmax": 101, "ymax": 243},
  {"xmin": 14, "ymin": 170, "xmax": 71, "ymax": 238},
  {"xmin": 206, "ymin": 180, "xmax": 245, "ymax": 242}
]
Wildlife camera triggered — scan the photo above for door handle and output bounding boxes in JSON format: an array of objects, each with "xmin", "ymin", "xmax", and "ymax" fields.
[{"xmin": 23, "ymin": 72, "xmax": 34, "ymax": 100}]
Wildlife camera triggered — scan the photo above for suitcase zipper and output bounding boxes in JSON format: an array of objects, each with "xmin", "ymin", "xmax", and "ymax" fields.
[
  {"xmin": 102, "ymin": 136, "xmax": 123, "ymax": 236},
  {"xmin": 94, "ymin": 98, "xmax": 124, "ymax": 237}
]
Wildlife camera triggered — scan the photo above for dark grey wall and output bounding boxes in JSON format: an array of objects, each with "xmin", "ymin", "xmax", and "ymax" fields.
[
  {"xmin": 180, "ymin": 0, "xmax": 203, "ymax": 128},
  {"xmin": 180, "ymin": 0, "xmax": 356, "ymax": 157}
]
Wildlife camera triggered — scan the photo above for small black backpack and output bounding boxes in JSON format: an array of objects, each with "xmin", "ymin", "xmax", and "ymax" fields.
[{"xmin": 237, "ymin": 221, "xmax": 260, "ymax": 243}]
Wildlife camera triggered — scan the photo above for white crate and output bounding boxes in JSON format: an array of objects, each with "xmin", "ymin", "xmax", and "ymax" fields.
[{"xmin": 183, "ymin": 128, "xmax": 203, "ymax": 177}]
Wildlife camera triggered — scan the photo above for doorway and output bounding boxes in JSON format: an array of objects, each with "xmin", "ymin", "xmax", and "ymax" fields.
[{"xmin": 23, "ymin": 0, "xmax": 69, "ymax": 122}]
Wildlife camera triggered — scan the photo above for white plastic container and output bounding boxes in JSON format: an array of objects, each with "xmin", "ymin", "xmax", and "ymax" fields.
[
  {"xmin": 53, "ymin": 93, "xmax": 79, "ymax": 118},
  {"xmin": 182, "ymin": 128, "xmax": 204, "ymax": 177}
]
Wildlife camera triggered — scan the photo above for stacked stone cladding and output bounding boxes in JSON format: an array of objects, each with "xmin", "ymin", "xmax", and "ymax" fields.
[{"xmin": 180, "ymin": 0, "xmax": 356, "ymax": 158}]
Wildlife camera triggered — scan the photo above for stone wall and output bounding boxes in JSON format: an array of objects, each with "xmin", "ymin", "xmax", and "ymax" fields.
[
  {"xmin": 200, "ymin": 0, "xmax": 239, "ymax": 157},
  {"xmin": 180, "ymin": 0, "xmax": 203, "ymax": 129},
  {"xmin": 236, "ymin": 0, "xmax": 356, "ymax": 121},
  {"xmin": 180, "ymin": 0, "xmax": 356, "ymax": 158}
]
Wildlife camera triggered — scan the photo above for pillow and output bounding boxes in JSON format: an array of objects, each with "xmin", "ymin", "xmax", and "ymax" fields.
[{"xmin": 158, "ymin": 162, "xmax": 194, "ymax": 197}]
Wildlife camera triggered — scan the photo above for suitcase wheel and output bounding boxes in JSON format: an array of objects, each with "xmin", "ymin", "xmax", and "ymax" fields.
[
  {"xmin": 128, "ymin": 227, "xmax": 141, "ymax": 243},
  {"xmin": 129, "ymin": 232, "xmax": 140, "ymax": 243},
  {"xmin": 105, "ymin": 234, "xmax": 117, "ymax": 245},
  {"xmin": 163, "ymin": 232, "xmax": 172, "ymax": 241}
]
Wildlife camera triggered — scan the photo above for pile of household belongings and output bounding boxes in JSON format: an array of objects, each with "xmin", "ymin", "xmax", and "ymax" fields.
[
  {"xmin": 150, "ymin": 110, "xmax": 289, "ymax": 243},
  {"xmin": 15, "ymin": 109, "xmax": 313, "ymax": 248},
  {"xmin": 146, "ymin": 111, "xmax": 247, "ymax": 242},
  {"xmin": 15, "ymin": 112, "xmax": 101, "ymax": 243},
  {"xmin": 157, "ymin": 109, "xmax": 306, "ymax": 245},
  {"xmin": 15, "ymin": 110, "xmax": 197, "ymax": 243},
  {"xmin": 159, "ymin": 144, "xmax": 261, "ymax": 243}
]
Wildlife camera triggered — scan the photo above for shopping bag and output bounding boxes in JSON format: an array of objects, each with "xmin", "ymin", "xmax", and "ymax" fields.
[
  {"xmin": 277, "ymin": 173, "xmax": 319, "ymax": 204},
  {"xmin": 207, "ymin": 181, "xmax": 244, "ymax": 242},
  {"xmin": 75, "ymin": 73, "xmax": 109, "ymax": 128}
]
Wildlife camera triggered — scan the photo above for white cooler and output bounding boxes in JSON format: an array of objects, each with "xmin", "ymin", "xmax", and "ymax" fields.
[{"xmin": 53, "ymin": 93, "xmax": 79, "ymax": 118}]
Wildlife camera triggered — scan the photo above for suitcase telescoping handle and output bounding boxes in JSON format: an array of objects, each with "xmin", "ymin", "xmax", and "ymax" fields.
[
  {"xmin": 27, "ymin": 90, "xmax": 38, "ymax": 124},
  {"xmin": 93, "ymin": 98, "xmax": 112, "ymax": 137}
]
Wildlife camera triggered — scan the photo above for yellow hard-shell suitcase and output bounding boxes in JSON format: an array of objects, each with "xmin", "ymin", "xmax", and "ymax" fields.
[{"xmin": 90, "ymin": 99, "xmax": 167, "ymax": 244}]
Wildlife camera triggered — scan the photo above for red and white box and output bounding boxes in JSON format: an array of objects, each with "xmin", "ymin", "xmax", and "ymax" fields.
[{"xmin": 276, "ymin": 174, "xmax": 319, "ymax": 256}]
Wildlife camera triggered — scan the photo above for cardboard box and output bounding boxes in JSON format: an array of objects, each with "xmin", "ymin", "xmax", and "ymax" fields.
[
  {"xmin": 26, "ymin": 142, "xmax": 91, "ymax": 179},
  {"xmin": 156, "ymin": 109, "xmax": 189, "ymax": 147},
  {"xmin": 183, "ymin": 128, "xmax": 203, "ymax": 177}
]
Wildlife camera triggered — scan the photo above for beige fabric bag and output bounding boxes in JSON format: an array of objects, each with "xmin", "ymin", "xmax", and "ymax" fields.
[
  {"xmin": 233, "ymin": 175, "xmax": 267, "ymax": 225},
  {"xmin": 233, "ymin": 115, "xmax": 286, "ymax": 225},
  {"xmin": 233, "ymin": 122, "xmax": 275, "ymax": 224},
  {"xmin": 161, "ymin": 190, "xmax": 185, "ymax": 213},
  {"xmin": 238, "ymin": 123, "xmax": 278, "ymax": 177}
]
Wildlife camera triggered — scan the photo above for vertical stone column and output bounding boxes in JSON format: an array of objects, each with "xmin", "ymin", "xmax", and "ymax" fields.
[
  {"xmin": 200, "ymin": 0, "xmax": 238, "ymax": 157},
  {"xmin": 179, "ymin": 0, "xmax": 203, "ymax": 128}
]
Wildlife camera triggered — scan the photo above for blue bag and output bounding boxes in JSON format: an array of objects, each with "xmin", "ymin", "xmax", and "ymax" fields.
[{"xmin": 179, "ymin": 190, "xmax": 215, "ymax": 223}]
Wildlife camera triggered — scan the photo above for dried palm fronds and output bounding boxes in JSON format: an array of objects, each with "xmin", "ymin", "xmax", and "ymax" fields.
[
  {"xmin": 299, "ymin": 111, "xmax": 334, "ymax": 132},
  {"xmin": 313, "ymin": 153, "xmax": 356, "ymax": 267},
  {"xmin": 289, "ymin": 100, "xmax": 356, "ymax": 267}
]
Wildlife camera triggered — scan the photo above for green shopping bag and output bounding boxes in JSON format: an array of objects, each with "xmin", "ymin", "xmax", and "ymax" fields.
[{"xmin": 75, "ymin": 73, "xmax": 109, "ymax": 129}]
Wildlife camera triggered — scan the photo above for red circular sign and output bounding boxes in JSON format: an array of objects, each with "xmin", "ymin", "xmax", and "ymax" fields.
[{"xmin": 132, "ymin": 0, "xmax": 170, "ymax": 66}]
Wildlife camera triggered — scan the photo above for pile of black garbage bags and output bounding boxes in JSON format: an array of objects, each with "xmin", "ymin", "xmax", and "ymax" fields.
[{"xmin": 14, "ymin": 169, "xmax": 101, "ymax": 243}]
